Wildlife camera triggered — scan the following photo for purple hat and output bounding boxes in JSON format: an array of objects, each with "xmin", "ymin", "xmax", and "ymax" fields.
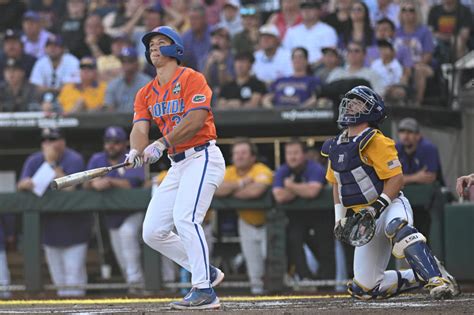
[
  {"xmin": 23, "ymin": 10, "xmax": 41, "ymax": 22},
  {"xmin": 104, "ymin": 126, "xmax": 127, "ymax": 142},
  {"xmin": 46, "ymin": 34, "xmax": 64, "ymax": 47},
  {"xmin": 119, "ymin": 46, "xmax": 138, "ymax": 60}
]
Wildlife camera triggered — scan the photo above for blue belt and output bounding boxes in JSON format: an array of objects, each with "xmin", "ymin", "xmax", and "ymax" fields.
[{"xmin": 170, "ymin": 142, "xmax": 211, "ymax": 163}]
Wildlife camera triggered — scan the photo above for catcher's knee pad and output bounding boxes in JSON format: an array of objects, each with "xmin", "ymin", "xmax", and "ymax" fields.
[{"xmin": 385, "ymin": 218, "xmax": 441, "ymax": 282}]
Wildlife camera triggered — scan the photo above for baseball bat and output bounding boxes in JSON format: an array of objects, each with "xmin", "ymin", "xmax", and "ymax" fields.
[{"xmin": 50, "ymin": 162, "xmax": 130, "ymax": 190}]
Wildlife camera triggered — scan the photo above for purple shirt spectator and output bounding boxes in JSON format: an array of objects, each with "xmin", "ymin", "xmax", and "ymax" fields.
[
  {"xmin": 365, "ymin": 44, "xmax": 414, "ymax": 68},
  {"xmin": 273, "ymin": 159, "xmax": 326, "ymax": 188},
  {"xmin": 87, "ymin": 152, "xmax": 145, "ymax": 229},
  {"xmin": 394, "ymin": 26, "xmax": 434, "ymax": 63},
  {"xmin": 182, "ymin": 27, "xmax": 211, "ymax": 71},
  {"xmin": 20, "ymin": 148, "xmax": 92, "ymax": 247},
  {"xmin": 395, "ymin": 137, "xmax": 440, "ymax": 175},
  {"xmin": 270, "ymin": 76, "xmax": 321, "ymax": 107}
]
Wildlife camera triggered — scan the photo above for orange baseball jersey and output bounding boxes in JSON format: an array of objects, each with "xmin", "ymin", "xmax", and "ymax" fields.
[{"xmin": 133, "ymin": 66, "xmax": 216, "ymax": 154}]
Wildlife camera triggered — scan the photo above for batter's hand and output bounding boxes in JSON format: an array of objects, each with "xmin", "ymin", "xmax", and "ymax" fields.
[
  {"xmin": 143, "ymin": 140, "xmax": 167, "ymax": 164},
  {"xmin": 456, "ymin": 173, "xmax": 474, "ymax": 197},
  {"xmin": 125, "ymin": 149, "xmax": 144, "ymax": 168}
]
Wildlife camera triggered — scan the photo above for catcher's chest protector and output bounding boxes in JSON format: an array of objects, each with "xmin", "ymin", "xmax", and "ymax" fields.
[{"xmin": 327, "ymin": 128, "xmax": 384, "ymax": 208}]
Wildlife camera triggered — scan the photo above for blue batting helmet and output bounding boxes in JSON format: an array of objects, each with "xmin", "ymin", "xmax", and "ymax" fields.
[
  {"xmin": 337, "ymin": 85, "xmax": 386, "ymax": 127},
  {"xmin": 142, "ymin": 26, "xmax": 184, "ymax": 65}
]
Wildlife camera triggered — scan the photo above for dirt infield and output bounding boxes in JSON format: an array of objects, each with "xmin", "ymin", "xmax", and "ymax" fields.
[{"xmin": 0, "ymin": 293, "xmax": 473, "ymax": 314}]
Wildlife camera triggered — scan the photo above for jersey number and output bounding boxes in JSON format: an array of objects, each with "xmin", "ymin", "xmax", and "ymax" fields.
[{"xmin": 171, "ymin": 115, "xmax": 182, "ymax": 128}]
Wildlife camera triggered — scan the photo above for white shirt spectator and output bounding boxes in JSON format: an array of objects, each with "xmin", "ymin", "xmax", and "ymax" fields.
[
  {"xmin": 283, "ymin": 22, "xmax": 337, "ymax": 64},
  {"xmin": 253, "ymin": 47, "xmax": 293, "ymax": 85},
  {"xmin": 327, "ymin": 66, "xmax": 385, "ymax": 95},
  {"xmin": 21, "ymin": 29, "xmax": 53, "ymax": 59},
  {"xmin": 30, "ymin": 53, "xmax": 81, "ymax": 90},
  {"xmin": 370, "ymin": 58, "xmax": 403, "ymax": 91}
]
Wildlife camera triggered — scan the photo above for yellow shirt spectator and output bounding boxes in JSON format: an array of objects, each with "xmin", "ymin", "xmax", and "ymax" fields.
[
  {"xmin": 224, "ymin": 162, "xmax": 273, "ymax": 226},
  {"xmin": 58, "ymin": 81, "xmax": 107, "ymax": 113}
]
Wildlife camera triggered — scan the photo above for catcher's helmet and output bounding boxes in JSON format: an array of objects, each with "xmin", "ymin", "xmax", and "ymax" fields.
[
  {"xmin": 337, "ymin": 85, "xmax": 386, "ymax": 127},
  {"xmin": 142, "ymin": 26, "xmax": 184, "ymax": 65}
]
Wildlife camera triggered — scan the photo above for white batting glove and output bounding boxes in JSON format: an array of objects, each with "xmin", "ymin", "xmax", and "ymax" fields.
[
  {"xmin": 143, "ymin": 140, "xmax": 167, "ymax": 164},
  {"xmin": 125, "ymin": 149, "xmax": 143, "ymax": 168}
]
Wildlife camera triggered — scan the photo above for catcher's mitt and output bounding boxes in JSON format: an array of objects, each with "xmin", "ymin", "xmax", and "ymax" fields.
[{"xmin": 334, "ymin": 209, "xmax": 376, "ymax": 247}]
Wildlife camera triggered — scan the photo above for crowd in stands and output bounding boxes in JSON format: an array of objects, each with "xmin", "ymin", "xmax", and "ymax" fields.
[{"xmin": 0, "ymin": 0, "xmax": 473, "ymax": 113}]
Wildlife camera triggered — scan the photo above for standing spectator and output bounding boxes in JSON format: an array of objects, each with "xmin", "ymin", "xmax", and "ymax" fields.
[
  {"xmin": 263, "ymin": 47, "xmax": 321, "ymax": 108},
  {"xmin": 215, "ymin": 138, "xmax": 273, "ymax": 294},
  {"xmin": 395, "ymin": 0, "xmax": 435, "ymax": 106},
  {"xmin": 219, "ymin": 0, "xmax": 243, "ymax": 38},
  {"xmin": 232, "ymin": 5, "xmax": 260, "ymax": 55},
  {"xmin": 0, "ymin": 0, "xmax": 26, "ymax": 32},
  {"xmin": 182, "ymin": 5, "xmax": 211, "ymax": 71},
  {"xmin": 272, "ymin": 139, "xmax": 334, "ymax": 281},
  {"xmin": 313, "ymin": 47, "xmax": 342, "ymax": 84},
  {"xmin": 428, "ymin": 0, "xmax": 472, "ymax": 61},
  {"xmin": 395, "ymin": 117, "xmax": 443, "ymax": 238},
  {"xmin": 0, "ymin": 59, "xmax": 40, "ymax": 112},
  {"xmin": 102, "ymin": 0, "xmax": 146, "ymax": 38},
  {"xmin": 104, "ymin": 47, "xmax": 152, "ymax": 112},
  {"xmin": 0, "ymin": 215, "xmax": 15, "ymax": 299},
  {"xmin": 85, "ymin": 126, "xmax": 145, "ymax": 292},
  {"xmin": 29, "ymin": 34, "xmax": 80, "ymax": 95},
  {"xmin": 323, "ymin": 0, "xmax": 352, "ymax": 35},
  {"xmin": 267, "ymin": 0, "xmax": 302, "ymax": 40},
  {"xmin": 217, "ymin": 52, "xmax": 267, "ymax": 109},
  {"xmin": 283, "ymin": 0, "xmax": 338, "ymax": 65},
  {"xmin": 0, "ymin": 29, "xmax": 37, "ymax": 82},
  {"xmin": 252, "ymin": 24, "xmax": 293, "ymax": 86},
  {"xmin": 17, "ymin": 128, "xmax": 91, "ymax": 297},
  {"xmin": 340, "ymin": 1, "xmax": 374, "ymax": 50},
  {"xmin": 77, "ymin": 14, "xmax": 113, "ymax": 59},
  {"xmin": 370, "ymin": 0, "xmax": 400, "ymax": 28},
  {"xmin": 58, "ymin": 57, "xmax": 107, "ymax": 113},
  {"xmin": 21, "ymin": 10, "xmax": 53, "ymax": 59},
  {"xmin": 57, "ymin": 0, "xmax": 87, "ymax": 58}
]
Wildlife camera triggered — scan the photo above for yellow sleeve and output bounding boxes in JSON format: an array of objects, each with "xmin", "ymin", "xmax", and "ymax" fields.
[
  {"xmin": 251, "ymin": 163, "xmax": 273, "ymax": 185},
  {"xmin": 362, "ymin": 133, "xmax": 402, "ymax": 180},
  {"xmin": 58, "ymin": 84, "xmax": 79, "ymax": 112},
  {"xmin": 224, "ymin": 166, "xmax": 237, "ymax": 181},
  {"xmin": 325, "ymin": 160, "xmax": 336, "ymax": 184}
]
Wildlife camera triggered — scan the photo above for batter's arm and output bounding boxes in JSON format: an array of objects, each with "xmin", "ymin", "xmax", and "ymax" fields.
[{"xmin": 130, "ymin": 121, "xmax": 150, "ymax": 153}]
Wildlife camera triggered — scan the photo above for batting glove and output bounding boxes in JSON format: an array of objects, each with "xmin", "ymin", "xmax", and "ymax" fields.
[
  {"xmin": 365, "ymin": 193, "xmax": 391, "ymax": 219},
  {"xmin": 143, "ymin": 140, "xmax": 167, "ymax": 164},
  {"xmin": 125, "ymin": 149, "xmax": 143, "ymax": 168}
]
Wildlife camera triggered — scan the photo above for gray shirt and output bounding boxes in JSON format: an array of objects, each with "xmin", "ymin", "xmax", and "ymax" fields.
[{"xmin": 104, "ymin": 72, "xmax": 152, "ymax": 112}]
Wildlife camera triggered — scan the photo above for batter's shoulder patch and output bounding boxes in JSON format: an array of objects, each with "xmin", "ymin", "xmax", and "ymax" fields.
[{"xmin": 192, "ymin": 94, "xmax": 206, "ymax": 103}]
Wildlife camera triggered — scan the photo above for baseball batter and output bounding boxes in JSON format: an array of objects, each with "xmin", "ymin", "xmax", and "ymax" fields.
[
  {"xmin": 321, "ymin": 86, "xmax": 459, "ymax": 300},
  {"xmin": 125, "ymin": 26, "xmax": 225, "ymax": 310}
]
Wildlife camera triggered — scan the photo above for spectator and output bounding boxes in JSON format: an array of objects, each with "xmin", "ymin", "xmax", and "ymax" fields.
[
  {"xmin": 0, "ymin": 29, "xmax": 37, "ymax": 82},
  {"xmin": 232, "ymin": 5, "xmax": 260, "ymax": 55},
  {"xmin": 96, "ymin": 35, "xmax": 132, "ymax": 82},
  {"xmin": 395, "ymin": 0, "xmax": 435, "ymax": 106},
  {"xmin": 0, "ymin": 0, "xmax": 26, "ymax": 32},
  {"xmin": 252, "ymin": 24, "xmax": 293, "ymax": 86},
  {"xmin": 58, "ymin": 0, "xmax": 87, "ymax": 59},
  {"xmin": 395, "ymin": 117, "xmax": 443, "ymax": 238},
  {"xmin": 340, "ymin": 1, "xmax": 374, "ymax": 50},
  {"xmin": 215, "ymin": 138, "xmax": 273, "ymax": 294},
  {"xmin": 30, "ymin": 0, "xmax": 65, "ymax": 31},
  {"xmin": 163, "ymin": 0, "xmax": 191, "ymax": 34},
  {"xmin": 428, "ymin": 0, "xmax": 472, "ymax": 61},
  {"xmin": 0, "ymin": 215, "xmax": 15, "ymax": 299},
  {"xmin": 272, "ymin": 139, "xmax": 334, "ymax": 281},
  {"xmin": 263, "ymin": 47, "xmax": 321, "ymax": 108},
  {"xmin": 58, "ymin": 57, "xmax": 107, "ymax": 114},
  {"xmin": 219, "ymin": 0, "xmax": 243, "ymax": 38},
  {"xmin": 0, "ymin": 58, "xmax": 40, "ymax": 112},
  {"xmin": 267, "ymin": 0, "xmax": 302, "ymax": 40},
  {"xmin": 313, "ymin": 47, "xmax": 342, "ymax": 84},
  {"xmin": 134, "ymin": 5, "xmax": 163, "ymax": 65},
  {"xmin": 182, "ymin": 5, "xmax": 211, "ymax": 71},
  {"xmin": 29, "ymin": 34, "xmax": 81, "ymax": 95},
  {"xmin": 370, "ymin": 0, "xmax": 400, "ymax": 28},
  {"xmin": 21, "ymin": 10, "xmax": 53, "ymax": 58},
  {"xmin": 77, "ymin": 14, "xmax": 113, "ymax": 59},
  {"xmin": 84, "ymin": 126, "xmax": 145, "ymax": 292},
  {"xmin": 102, "ymin": 0, "xmax": 146, "ymax": 38},
  {"xmin": 17, "ymin": 128, "xmax": 91, "ymax": 297},
  {"xmin": 104, "ymin": 47, "xmax": 151, "ymax": 112},
  {"xmin": 327, "ymin": 41, "xmax": 384, "ymax": 95},
  {"xmin": 40, "ymin": 91, "xmax": 62, "ymax": 114},
  {"xmin": 283, "ymin": 1, "xmax": 337, "ymax": 65},
  {"xmin": 217, "ymin": 52, "xmax": 267, "ymax": 109},
  {"xmin": 323, "ymin": 0, "xmax": 352, "ymax": 35}
]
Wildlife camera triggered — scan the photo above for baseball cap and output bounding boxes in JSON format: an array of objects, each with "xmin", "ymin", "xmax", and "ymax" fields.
[
  {"xmin": 119, "ymin": 46, "xmax": 138, "ymax": 60},
  {"xmin": 259, "ymin": 24, "xmax": 280, "ymax": 38},
  {"xmin": 398, "ymin": 117, "xmax": 420, "ymax": 133},
  {"xmin": 4, "ymin": 29, "xmax": 22, "ymax": 41},
  {"xmin": 210, "ymin": 23, "xmax": 229, "ymax": 37},
  {"xmin": 23, "ymin": 10, "xmax": 41, "ymax": 22},
  {"xmin": 4, "ymin": 58, "xmax": 23, "ymax": 70},
  {"xmin": 300, "ymin": 0, "xmax": 322, "ymax": 9},
  {"xmin": 146, "ymin": 3, "xmax": 163, "ymax": 14},
  {"xmin": 224, "ymin": 0, "xmax": 240, "ymax": 9},
  {"xmin": 322, "ymin": 47, "xmax": 340, "ymax": 56},
  {"xmin": 41, "ymin": 128, "xmax": 64, "ymax": 141},
  {"xmin": 377, "ymin": 38, "xmax": 394, "ymax": 50},
  {"xmin": 79, "ymin": 56, "xmax": 97, "ymax": 69},
  {"xmin": 240, "ymin": 5, "xmax": 257, "ymax": 16},
  {"xmin": 46, "ymin": 34, "xmax": 64, "ymax": 47},
  {"xmin": 103, "ymin": 126, "xmax": 127, "ymax": 142}
]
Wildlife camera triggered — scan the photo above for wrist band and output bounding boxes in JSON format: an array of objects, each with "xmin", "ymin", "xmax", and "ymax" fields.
[{"xmin": 334, "ymin": 203, "xmax": 347, "ymax": 223}]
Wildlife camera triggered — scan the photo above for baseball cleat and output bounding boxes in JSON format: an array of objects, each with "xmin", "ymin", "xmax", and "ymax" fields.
[
  {"xmin": 210, "ymin": 265, "xmax": 225, "ymax": 287},
  {"xmin": 435, "ymin": 257, "xmax": 461, "ymax": 297},
  {"xmin": 170, "ymin": 287, "xmax": 221, "ymax": 310},
  {"xmin": 425, "ymin": 277, "xmax": 453, "ymax": 300}
]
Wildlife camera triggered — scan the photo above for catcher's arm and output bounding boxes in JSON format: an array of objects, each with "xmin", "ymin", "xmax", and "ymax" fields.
[{"xmin": 332, "ymin": 183, "xmax": 347, "ymax": 223}]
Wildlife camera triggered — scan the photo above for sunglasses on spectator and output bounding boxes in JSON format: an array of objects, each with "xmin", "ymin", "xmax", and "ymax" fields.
[{"xmin": 401, "ymin": 7, "xmax": 415, "ymax": 13}]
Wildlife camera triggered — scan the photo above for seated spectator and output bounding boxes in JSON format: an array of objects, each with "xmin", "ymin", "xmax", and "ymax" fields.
[
  {"xmin": 313, "ymin": 47, "xmax": 342, "ymax": 84},
  {"xmin": 395, "ymin": 0, "xmax": 435, "ymax": 106},
  {"xmin": 323, "ymin": 0, "xmax": 352, "ymax": 35},
  {"xmin": 104, "ymin": 47, "xmax": 152, "ymax": 112},
  {"xmin": 215, "ymin": 138, "xmax": 273, "ymax": 294},
  {"xmin": 219, "ymin": 0, "xmax": 243, "ymax": 38},
  {"xmin": 283, "ymin": 0, "xmax": 338, "ymax": 65},
  {"xmin": 17, "ymin": 128, "xmax": 91, "ymax": 297},
  {"xmin": 97, "ymin": 35, "xmax": 132, "ymax": 82},
  {"xmin": 58, "ymin": 0, "xmax": 87, "ymax": 59},
  {"xmin": 29, "ymin": 34, "xmax": 81, "ymax": 95},
  {"xmin": 58, "ymin": 57, "xmax": 107, "ymax": 114},
  {"xmin": 327, "ymin": 41, "xmax": 384, "ymax": 95},
  {"xmin": 133, "ymin": 5, "xmax": 163, "ymax": 66},
  {"xmin": 370, "ymin": 0, "xmax": 400, "ymax": 28},
  {"xmin": 0, "ymin": 58, "xmax": 40, "ymax": 112},
  {"xmin": 182, "ymin": 5, "xmax": 211, "ymax": 71},
  {"xmin": 84, "ymin": 126, "xmax": 145, "ymax": 293},
  {"xmin": 428, "ymin": 0, "xmax": 472, "ymax": 61},
  {"xmin": 267, "ymin": 0, "xmax": 302, "ymax": 40},
  {"xmin": 263, "ymin": 47, "xmax": 321, "ymax": 108},
  {"xmin": 0, "ymin": 29, "xmax": 36, "ymax": 82},
  {"xmin": 77, "ymin": 14, "xmax": 113, "ymax": 59},
  {"xmin": 21, "ymin": 10, "xmax": 53, "ymax": 59},
  {"xmin": 163, "ymin": 0, "xmax": 191, "ymax": 34},
  {"xmin": 272, "ymin": 139, "xmax": 334, "ymax": 281},
  {"xmin": 339, "ymin": 1, "xmax": 375, "ymax": 51},
  {"xmin": 370, "ymin": 39, "xmax": 406, "ymax": 102},
  {"xmin": 0, "ymin": 215, "xmax": 15, "ymax": 299},
  {"xmin": 217, "ymin": 52, "xmax": 267, "ymax": 109},
  {"xmin": 252, "ymin": 24, "xmax": 293, "ymax": 86},
  {"xmin": 232, "ymin": 5, "xmax": 260, "ymax": 55},
  {"xmin": 102, "ymin": 0, "xmax": 145, "ymax": 38}
]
